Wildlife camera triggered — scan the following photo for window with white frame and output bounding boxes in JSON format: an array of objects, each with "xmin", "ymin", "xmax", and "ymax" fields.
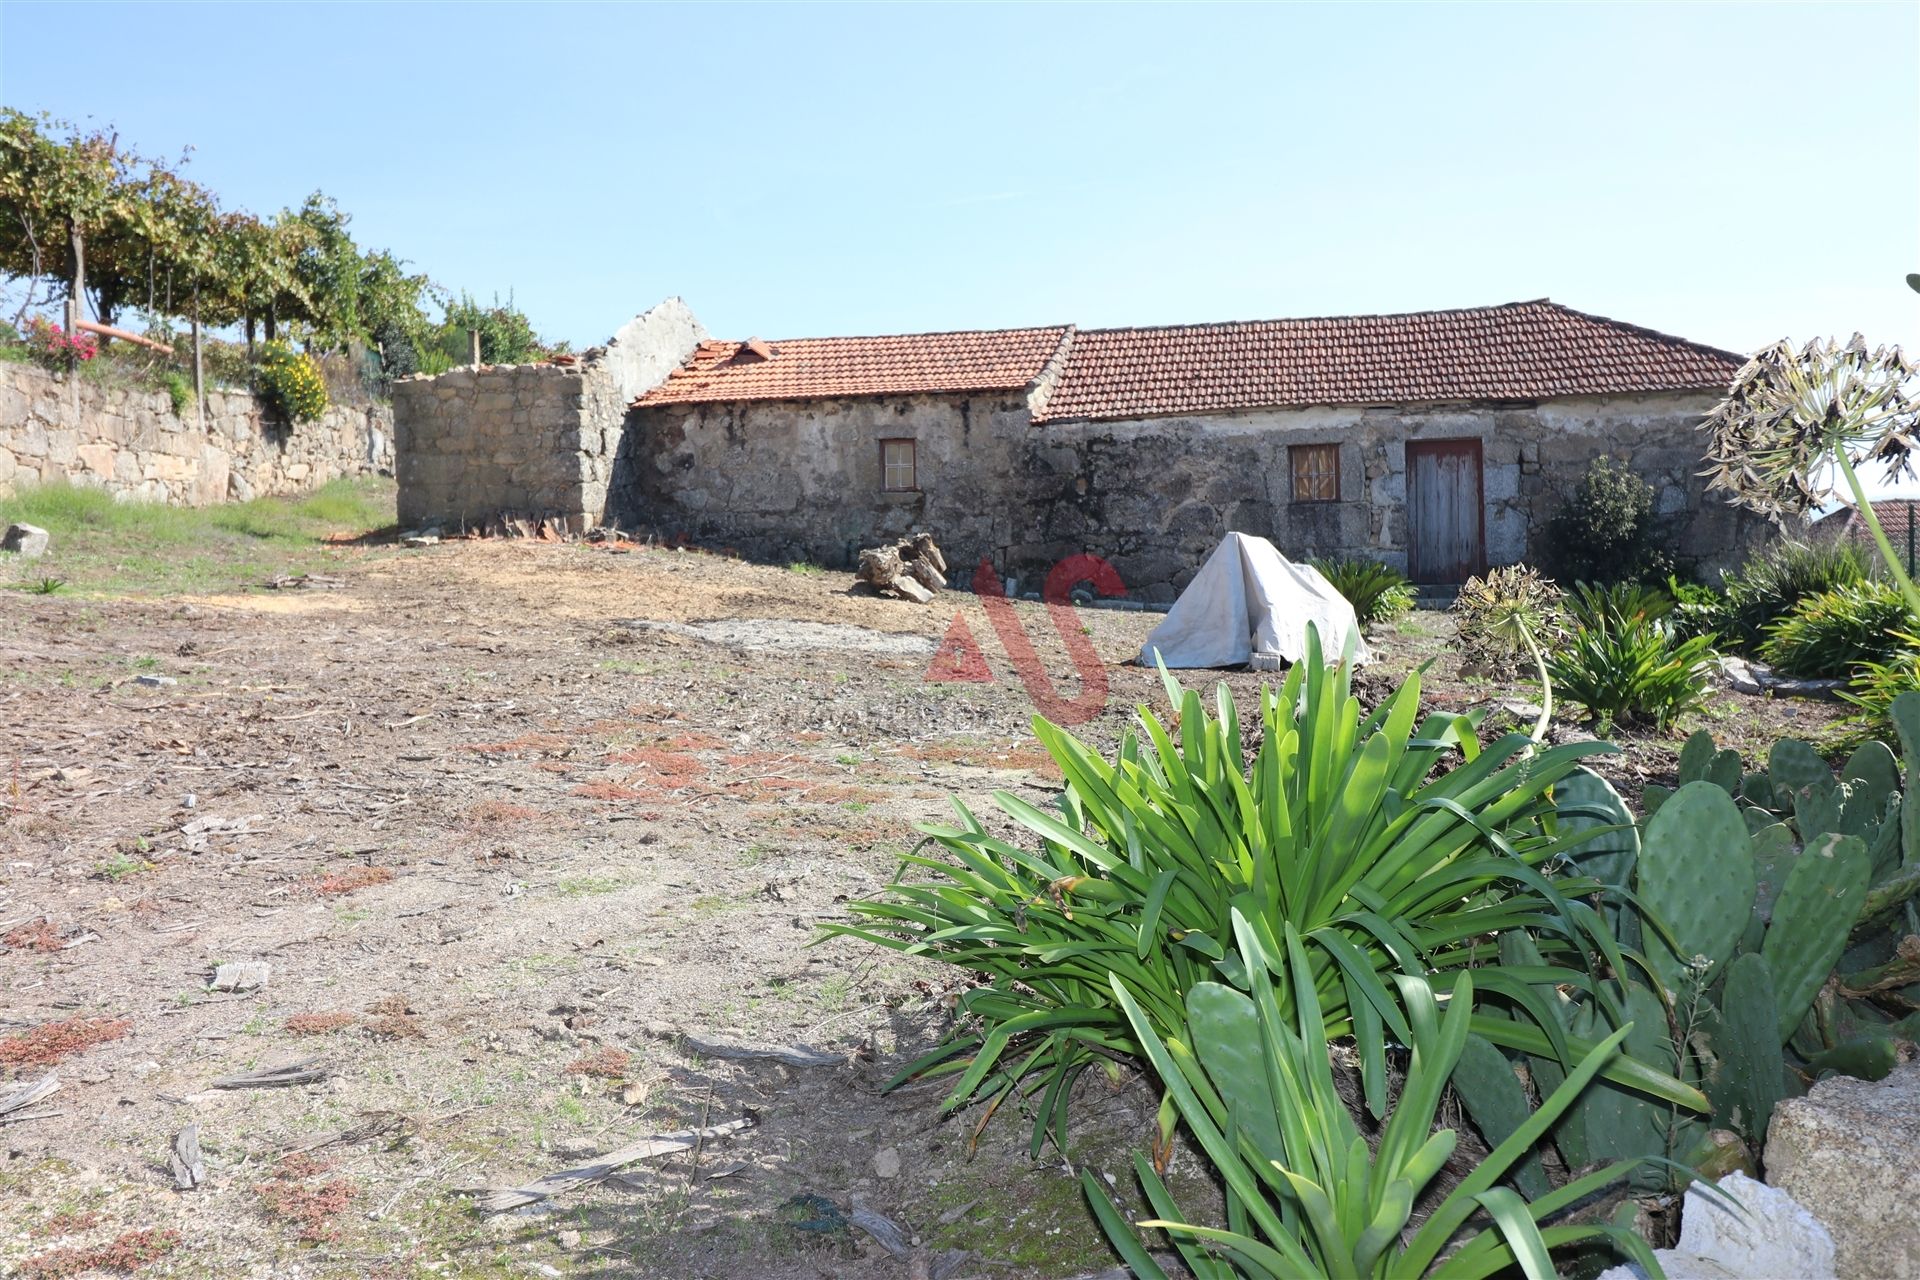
[{"xmin": 881, "ymin": 438, "xmax": 917, "ymax": 492}]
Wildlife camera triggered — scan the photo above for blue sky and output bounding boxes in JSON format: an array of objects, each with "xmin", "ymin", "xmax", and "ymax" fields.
[{"xmin": 1, "ymin": 2, "xmax": 1915, "ymax": 359}]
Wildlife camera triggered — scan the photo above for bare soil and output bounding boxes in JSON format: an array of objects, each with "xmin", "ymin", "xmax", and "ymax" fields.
[{"xmin": 0, "ymin": 536, "xmax": 1845, "ymax": 1279}]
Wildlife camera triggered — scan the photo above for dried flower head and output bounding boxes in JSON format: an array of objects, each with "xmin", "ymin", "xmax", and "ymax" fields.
[{"xmin": 1701, "ymin": 335, "xmax": 1920, "ymax": 520}]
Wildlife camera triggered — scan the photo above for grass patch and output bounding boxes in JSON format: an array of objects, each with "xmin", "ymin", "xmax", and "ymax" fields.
[
  {"xmin": 556, "ymin": 874, "xmax": 625, "ymax": 898},
  {"xmin": 0, "ymin": 476, "xmax": 396, "ymax": 596}
]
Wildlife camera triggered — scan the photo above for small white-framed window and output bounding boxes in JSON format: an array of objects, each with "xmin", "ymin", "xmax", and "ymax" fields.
[
  {"xmin": 881, "ymin": 438, "xmax": 917, "ymax": 492},
  {"xmin": 1290, "ymin": 442, "xmax": 1339, "ymax": 503}
]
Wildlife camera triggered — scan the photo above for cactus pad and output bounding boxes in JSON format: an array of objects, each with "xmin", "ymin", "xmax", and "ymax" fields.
[
  {"xmin": 1639, "ymin": 781, "xmax": 1758, "ymax": 996},
  {"xmin": 1762, "ymin": 832, "xmax": 1870, "ymax": 1044}
]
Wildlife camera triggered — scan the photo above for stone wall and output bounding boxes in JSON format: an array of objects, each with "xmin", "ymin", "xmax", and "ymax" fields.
[
  {"xmin": 0, "ymin": 361, "xmax": 391, "ymax": 504},
  {"xmin": 614, "ymin": 388, "xmax": 1767, "ymax": 599},
  {"xmin": 391, "ymin": 299, "xmax": 705, "ymax": 529},
  {"xmin": 612, "ymin": 390, "xmax": 1035, "ymax": 572},
  {"xmin": 1021, "ymin": 392, "xmax": 1768, "ymax": 599},
  {"xmin": 392, "ymin": 362, "xmax": 596, "ymax": 529}
]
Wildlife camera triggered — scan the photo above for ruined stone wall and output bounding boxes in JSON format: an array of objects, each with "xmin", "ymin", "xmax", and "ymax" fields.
[
  {"xmin": 0, "ymin": 361, "xmax": 391, "ymax": 504},
  {"xmin": 614, "ymin": 388, "xmax": 1765, "ymax": 598},
  {"xmin": 391, "ymin": 299, "xmax": 706, "ymax": 529},
  {"xmin": 391, "ymin": 362, "xmax": 596, "ymax": 528},
  {"xmin": 612, "ymin": 391, "xmax": 1032, "ymax": 573},
  {"xmin": 1021, "ymin": 392, "xmax": 1768, "ymax": 599}
]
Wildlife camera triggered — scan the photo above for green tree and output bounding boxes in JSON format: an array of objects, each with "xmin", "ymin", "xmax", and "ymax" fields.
[
  {"xmin": 442, "ymin": 291, "xmax": 548, "ymax": 364},
  {"xmin": 0, "ymin": 109, "xmax": 138, "ymax": 340}
]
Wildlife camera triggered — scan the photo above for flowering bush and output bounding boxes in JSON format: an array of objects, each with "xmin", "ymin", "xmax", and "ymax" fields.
[
  {"xmin": 25, "ymin": 316, "xmax": 97, "ymax": 369},
  {"xmin": 256, "ymin": 341, "xmax": 329, "ymax": 423}
]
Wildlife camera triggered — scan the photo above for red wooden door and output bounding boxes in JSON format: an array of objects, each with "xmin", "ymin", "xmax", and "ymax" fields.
[{"xmin": 1406, "ymin": 439, "xmax": 1485, "ymax": 583}]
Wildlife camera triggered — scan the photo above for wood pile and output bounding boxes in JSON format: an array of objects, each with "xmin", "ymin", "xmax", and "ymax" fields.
[{"xmin": 856, "ymin": 533, "xmax": 948, "ymax": 603}]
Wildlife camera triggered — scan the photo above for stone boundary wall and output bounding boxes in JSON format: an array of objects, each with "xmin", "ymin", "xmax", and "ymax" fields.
[
  {"xmin": 0, "ymin": 361, "xmax": 392, "ymax": 505},
  {"xmin": 392, "ymin": 362, "xmax": 602, "ymax": 529},
  {"xmin": 391, "ymin": 299, "xmax": 706, "ymax": 529}
]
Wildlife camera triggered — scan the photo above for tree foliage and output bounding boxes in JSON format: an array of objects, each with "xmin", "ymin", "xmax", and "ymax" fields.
[{"xmin": 0, "ymin": 109, "xmax": 549, "ymax": 377}]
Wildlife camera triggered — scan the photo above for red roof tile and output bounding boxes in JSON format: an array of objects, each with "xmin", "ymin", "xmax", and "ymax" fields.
[
  {"xmin": 1816, "ymin": 499, "xmax": 1920, "ymax": 545},
  {"xmin": 1030, "ymin": 300, "xmax": 1744, "ymax": 423},
  {"xmin": 631, "ymin": 326, "xmax": 1072, "ymax": 408}
]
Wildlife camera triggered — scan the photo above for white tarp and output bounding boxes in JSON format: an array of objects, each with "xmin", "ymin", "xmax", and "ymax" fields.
[{"xmin": 1138, "ymin": 533, "xmax": 1373, "ymax": 670}]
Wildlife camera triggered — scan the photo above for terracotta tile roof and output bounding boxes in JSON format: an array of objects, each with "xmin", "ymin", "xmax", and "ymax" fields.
[
  {"xmin": 1816, "ymin": 498, "xmax": 1920, "ymax": 546},
  {"xmin": 631, "ymin": 326, "xmax": 1072, "ymax": 408},
  {"xmin": 1030, "ymin": 300, "xmax": 1744, "ymax": 423}
]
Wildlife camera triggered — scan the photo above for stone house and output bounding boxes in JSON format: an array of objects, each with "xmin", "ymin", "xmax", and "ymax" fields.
[{"xmin": 394, "ymin": 297, "xmax": 1761, "ymax": 599}]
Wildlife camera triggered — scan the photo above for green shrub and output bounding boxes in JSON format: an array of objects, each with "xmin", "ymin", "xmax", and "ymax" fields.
[
  {"xmin": 1718, "ymin": 537, "xmax": 1874, "ymax": 651},
  {"xmin": 1842, "ymin": 632, "xmax": 1920, "ymax": 723},
  {"xmin": 160, "ymin": 371, "xmax": 193, "ymax": 417},
  {"xmin": 255, "ymin": 342, "xmax": 329, "ymax": 423},
  {"xmin": 1760, "ymin": 581, "xmax": 1913, "ymax": 678},
  {"xmin": 1311, "ymin": 557, "xmax": 1414, "ymax": 626},
  {"xmin": 1666, "ymin": 574, "xmax": 1727, "ymax": 642},
  {"xmin": 826, "ymin": 630, "xmax": 1703, "ymax": 1156},
  {"xmin": 1549, "ymin": 585, "xmax": 1718, "ymax": 729},
  {"xmin": 1563, "ymin": 580, "xmax": 1675, "ymax": 631},
  {"xmin": 1543, "ymin": 456, "xmax": 1670, "ymax": 585},
  {"xmin": 1083, "ymin": 920, "xmax": 1660, "ymax": 1280}
]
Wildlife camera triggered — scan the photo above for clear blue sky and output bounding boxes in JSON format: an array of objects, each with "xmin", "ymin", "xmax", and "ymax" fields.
[{"xmin": 2, "ymin": 2, "xmax": 1915, "ymax": 357}]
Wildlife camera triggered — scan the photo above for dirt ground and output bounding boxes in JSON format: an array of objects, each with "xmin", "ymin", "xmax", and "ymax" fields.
[{"xmin": 0, "ymin": 534, "xmax": 1847, "ymax": 1280}]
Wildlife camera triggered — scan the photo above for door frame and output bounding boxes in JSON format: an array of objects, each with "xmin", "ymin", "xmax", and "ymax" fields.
[{"xmin": 1405, "ymin": 437, "xmax": 1487, "ymax": 584}]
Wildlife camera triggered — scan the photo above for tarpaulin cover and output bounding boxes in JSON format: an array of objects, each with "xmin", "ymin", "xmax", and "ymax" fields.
[{"xmin": 1137, "ymin": 533, "xmax": 1373, "ymax": 670}]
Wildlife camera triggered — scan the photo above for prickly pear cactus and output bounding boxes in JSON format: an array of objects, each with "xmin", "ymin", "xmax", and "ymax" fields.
[
  {"xmin": 1740, "ymin": 770, "xmax": 1780, "ymax": 813},
  {"xmin": 1677, "ymin": 731, "xmax": 1716, "ymax": 786},
  {"xmin": 1705, "ymin": 951, "xmax": 1784, "ymax": 1146},
  {"xmin": 1842, "ymin": 739, "xmax": 1900, "ymax": 806},
  {"xmin": 1452, "ymin": 1035, "xmax": 1550, "ymax": 1198},
  {"xmin": 1555, "ymin": 768, "xmax": 1640, "ymax": 945},
  {"xmin": 1770, "ymin": 738, "xmax": 1836, "ymax": 806},
  {"xmin": 1748, "ymin": 822, "xmax": 1797, "ymax": 927},
  {"xmin": 1762, "ymin": 832, "xmax": 1871, "ymax": 1044},
  {"xmin": 1639, "ymin": 781, "xmax": 1758, "ymax": 996},
  {"xmin": 1889, "ymin": 692, "xmax": 1920, "ymax": 869},
  {"xmin": 1571, "ymin": 980, "xmax": 1674, "ymax": 1189}
]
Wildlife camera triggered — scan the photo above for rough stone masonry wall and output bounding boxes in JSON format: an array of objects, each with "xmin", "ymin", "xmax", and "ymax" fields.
[
  {"xmin": 0, "ymin": 361, "xmax": 391, "ymax": 504},
  {"xmin": 1019, "ymin": 391, "xmax": 1770, "ymax": 599},
  {"xmin": 391, "ymin": 362, "xmax": 597, "ymax": 528},
  {"xmin": 615, "ymin": 388, "xmax": 1767, "ymax": 599},
  {"xmin": 612, "ymin": 390, "xmax": 1033, "ymax": 573},
  {"xmin": 391, "ymin": 298, "xmax": 706, "ymax": 529}
]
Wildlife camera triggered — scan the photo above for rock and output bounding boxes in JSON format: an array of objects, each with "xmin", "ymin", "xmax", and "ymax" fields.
[
  {"xmin": 134, "ymin": 674, "xmax": 178, "ymax": 688},
  {"xmin": 210, "ymin": 961, "xmax": 270, "ymax": 992},
  {"xmin": 555, "ymin": 1228, "xmax": 581, "ymax": 1248},
  {"xmin": 2, "ymin": 522, "xmax": 49, "ymax": 558},
  {"xmin": 872, "ymin": 1146, "xmax": 901, "ymax": 1180},
  {"xmin": 170, "ymin": 1123, "xmax": 206, "ymax": 1190},
  {"xmin": 1718, "ymin": 656, "xmax": 1763, "ymax": 695},
  {"xmin": 1596, "ymin": 1172, "xmax": 1835, "ymax": 1280},
  {"xmin": 1765, "ymin": 1064, "xmax": 1920, "ymax": 1279}
]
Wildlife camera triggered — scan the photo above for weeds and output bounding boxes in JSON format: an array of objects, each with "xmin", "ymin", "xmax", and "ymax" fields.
[
  {"xmin": 0, "ymin": 1016, "xmax": 132, "ymax": 1068},
  {"xmin": 285, "ymin": 1012, "xmax": 358, "ymax": 1035},
  {"xmin": 566, "ymin": 1046, "xmax": 632, "ymax": 1078},
  {"xmin": 3, "ymin": 919, "xmax": 66, "ymax": 953},
  {"xmin": 256, "ymin": 1154, "xmax": 359, "ymax": 1243},
  {"xmin": 313, "ymin": 865, "xmax": 395, "ymax": 895},
  {"xmin": 16, "ymin": 1228, "xmax": 182, "ymax": 1279}
]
